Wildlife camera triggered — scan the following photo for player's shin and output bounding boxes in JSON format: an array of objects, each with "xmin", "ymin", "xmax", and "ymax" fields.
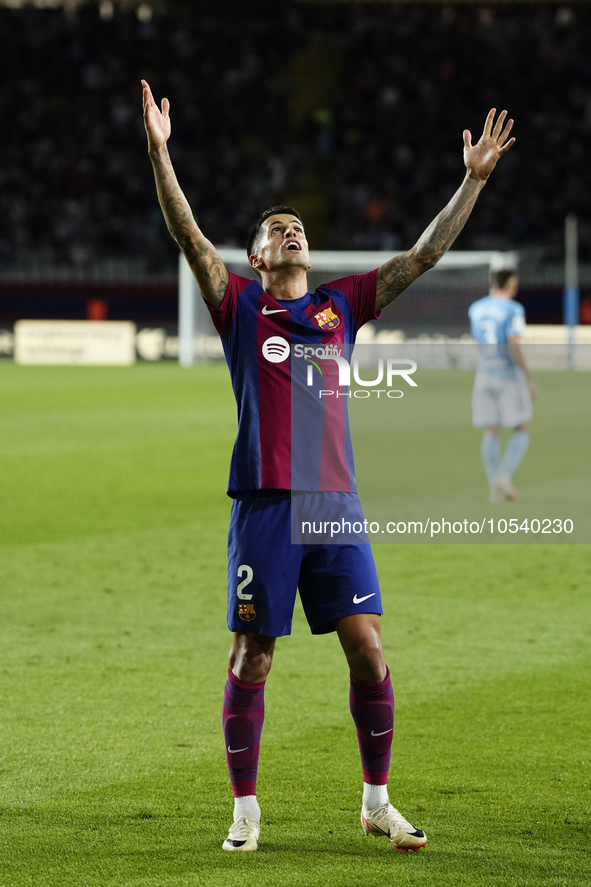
[
  {"xmin": 498, "ymin": 429, "xmax": 530, "ymax": 478},
  {"xmin": 222, "ymin": 668, "xmax": 265, "ymax": 822},
  {"xmin": 481, "ymin": 433, "xmax": 501, "ymax": 481},
  {"xmin": 349, "ymin": 667, "xmax": 394, "ymax": 812}
]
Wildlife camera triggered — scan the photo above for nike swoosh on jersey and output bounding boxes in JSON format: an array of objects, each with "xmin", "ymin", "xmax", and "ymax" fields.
[
  {"xmin": 262, "ymin": 305, "xmax": 288, "ymax": 315},
  {"xmin": 353, "ymin": 592, "xmax": 376, "ymax": 604},
  {"xmin": 227, "ymin": 747, "xmax": 249, "ymax": 754},
  {"xmin": 370, "ymin": 728, "xmax": 394, "ymax": 737}
]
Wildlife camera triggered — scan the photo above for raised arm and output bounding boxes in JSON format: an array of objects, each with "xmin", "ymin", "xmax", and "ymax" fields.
[
  {"xmin": 142, "ymin": 80, "xmax": 228, "ymax": 308},
  {"xmin": 376, "ymin": 109, "xmax": 515, "ymax": 312}
]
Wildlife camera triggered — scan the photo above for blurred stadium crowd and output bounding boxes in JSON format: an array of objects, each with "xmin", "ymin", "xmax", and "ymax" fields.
[{"xmin": 1, "ymin": 1, "xmax": 590, "ymax": 272}]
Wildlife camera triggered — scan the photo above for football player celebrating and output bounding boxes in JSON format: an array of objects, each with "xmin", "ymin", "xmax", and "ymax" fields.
[{"xmin": 142, "ymin": 79, "xmax": 514, "ymax": 853}]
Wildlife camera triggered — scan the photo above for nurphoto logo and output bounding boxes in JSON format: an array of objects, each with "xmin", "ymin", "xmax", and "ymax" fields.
[{"xmin": 262, "ymin": 339, "xmax": 418, "ymax": 398}]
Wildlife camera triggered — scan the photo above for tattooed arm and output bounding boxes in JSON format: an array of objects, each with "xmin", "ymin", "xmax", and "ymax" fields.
[
  {"xmin": 142, "ymin": 80, "xmax": 228, "ymax": 308},
  {"xmin": 376, "ymin": 176, "xmax": 485, "ymax": 311},
  {"xmin": 376, "ymin": 109, "xmax": 515, "ymax": 312}
]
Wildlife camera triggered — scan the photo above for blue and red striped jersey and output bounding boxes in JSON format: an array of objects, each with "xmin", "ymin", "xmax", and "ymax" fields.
[{"xmin": 207, "ymin": 270, "xmax": 380, "ymax": 495}]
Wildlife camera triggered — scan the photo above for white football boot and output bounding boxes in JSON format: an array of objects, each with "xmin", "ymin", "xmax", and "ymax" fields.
[
  {"xmin": 222, "ymin": 815, "xmax": 260, "ymax": 852},
  {"xmin": 490, "ymin": 472, "xmax": 519, "ymax": 503},
  {"xmin": 361, "ymin": 803, "xmax": 427, "ymax": 852}
]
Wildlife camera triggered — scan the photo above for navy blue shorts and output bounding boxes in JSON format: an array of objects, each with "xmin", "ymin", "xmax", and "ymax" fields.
[{"xmin": 227, "ymin": 491, "xmax": 382, "ymax": 637}]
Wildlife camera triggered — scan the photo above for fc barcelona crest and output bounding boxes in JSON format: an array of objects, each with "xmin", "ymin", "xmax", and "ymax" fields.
[
  {"xmin": 238, "ymin": 603, "xmax": 256, "ymax": 622},
  {"xmin": 314, "ymin": 307, "xmax": 340, "ymax": 330}
]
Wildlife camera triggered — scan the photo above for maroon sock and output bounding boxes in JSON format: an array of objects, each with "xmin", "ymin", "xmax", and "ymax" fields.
[
  {"xmin": 222, "ymin": 668, "xmax": 265, "ymax": 797},
  {"xmin": 349, "ymin": 667, "xmax": 394, "ymax": 785}
]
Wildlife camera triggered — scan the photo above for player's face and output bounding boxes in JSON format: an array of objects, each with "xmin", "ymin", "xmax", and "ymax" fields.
[{"xmin": 252, "ymin": 214, "xmax": 310, "ymax": 274}]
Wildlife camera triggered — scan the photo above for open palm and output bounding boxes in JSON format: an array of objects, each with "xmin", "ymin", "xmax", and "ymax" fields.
[
  {"xmin": 464, "ymin": 109, "xmax": 515, "ymax": 181},
  {"xmin": 142, "ymin": 79, "xmax": 171, "ymax": 151}
]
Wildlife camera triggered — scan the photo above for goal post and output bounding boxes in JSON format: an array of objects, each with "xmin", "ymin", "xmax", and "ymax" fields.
[
  {"xmin": 178, "ymin": 248, "xmax": 519, "ymax": 365},
  {"xmin": 564, "ymin": 215, "xmax": 579, "ymax": 369}
]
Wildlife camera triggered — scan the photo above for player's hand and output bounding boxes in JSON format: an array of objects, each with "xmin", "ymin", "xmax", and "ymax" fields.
[
  {"xmin": 463, "ymin": 109, "xmax": 515, "ymax": 181},
  {"xmin": 527, "ymin": 378, "xmax": 538, "ymax": 400},
  {"xmin": 142, "ymin": 79, "xmax": 171, "ymax": 152}
]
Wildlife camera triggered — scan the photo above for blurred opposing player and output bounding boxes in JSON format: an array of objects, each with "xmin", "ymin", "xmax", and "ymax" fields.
[
  {"xmin": 142, "ymin": 79, "xmax": 515, "ymax": 853},
  {"xmin": 469, "ymin": 269, "xmax": 536, "ymax": 502}
]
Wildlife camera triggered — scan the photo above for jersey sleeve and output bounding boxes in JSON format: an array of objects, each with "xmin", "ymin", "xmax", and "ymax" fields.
[
  {"xmin": 205, "ymin": 271, "xmax": 253, "ymax": 336},
  {"xmin": 506, "ymin": 303, "xmax": 526, "ymax": 339},
  {"xmin": 323, "ymin": 269, "xmax": 380, "ymax": 329}
]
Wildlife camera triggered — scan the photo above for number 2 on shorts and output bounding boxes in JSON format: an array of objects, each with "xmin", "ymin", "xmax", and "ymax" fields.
[{"xmin": 237, "ymin": 564, "xmax": 254, "ymax": 600}]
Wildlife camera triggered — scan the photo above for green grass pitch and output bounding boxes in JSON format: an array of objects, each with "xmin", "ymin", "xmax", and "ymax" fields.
[{"xmin": 0, "ymin": 362, "xmax": 589, "ymax": 886}]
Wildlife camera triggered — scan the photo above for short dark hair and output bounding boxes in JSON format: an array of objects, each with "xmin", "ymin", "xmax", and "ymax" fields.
[
  {"xmin": 491, "ymin": 268, "xmax": 518, "ymax": 290},
  {"xmin": 246, "ymin": 205, "xmax": 303, "ymax": 259}
]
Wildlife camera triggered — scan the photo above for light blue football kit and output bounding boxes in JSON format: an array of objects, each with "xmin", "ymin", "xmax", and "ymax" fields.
[
  {"xmin": 468, "ymin": 293, "xmax": 532, "ymax": 487},
  {"xmin": 469, "ymin": 294, "xmax": 525, "ymax": 373},
  {"xmin": 468, "ymin": 294, "xmax": 532, "ymax": 428}
]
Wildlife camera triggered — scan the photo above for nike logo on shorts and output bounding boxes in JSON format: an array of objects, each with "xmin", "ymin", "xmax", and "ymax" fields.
[
  {"xmin": 262, "ymin": 305, "xmax": 287, "ymax": 315},
  {"xmin": 227, "ymin": 747, "xmax": 249, "ymax": 754},
  {"xmin": 353, "ymin": 592, "xmax": 376, "ymax": 604},
  {"xmin": 371, "ymin": 728, "xmax": 394, "ymax": 737}
]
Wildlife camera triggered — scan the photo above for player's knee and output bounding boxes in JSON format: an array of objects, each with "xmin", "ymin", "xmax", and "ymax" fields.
[
  {"xmin": 348, "ymin": 637, "xmax": 386, "ymax": 682},
  {"xmin": 229, "ymin": 633, "xmax": 275, "ymax": 682}
]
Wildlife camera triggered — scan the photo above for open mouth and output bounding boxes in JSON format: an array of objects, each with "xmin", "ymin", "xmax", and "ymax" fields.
[{"xmin": 285, "ymin": 242, "xmax": 301, "ymax": 251}]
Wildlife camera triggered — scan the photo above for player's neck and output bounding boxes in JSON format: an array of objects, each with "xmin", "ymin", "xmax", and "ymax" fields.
[
  {"xmin": 262, "ymin": 269, "xmax": 309, "ymax": 301},
  {"xmin": 490, "ymin": 290, "xmax": 512, "ymax": 300}
]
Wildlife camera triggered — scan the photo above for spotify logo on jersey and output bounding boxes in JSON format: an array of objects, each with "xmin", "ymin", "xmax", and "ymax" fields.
[{"xmin": 262, "ymin": 336, "xmax": 290, "ymax": 363}]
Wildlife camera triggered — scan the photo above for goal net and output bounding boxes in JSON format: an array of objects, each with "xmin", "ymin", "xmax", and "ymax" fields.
[
  {"xmin": 177, "ymin": 248, "xmax": 590, "ymax": 544},
  {"xmin": 178, "ymin": 248, "xmax": 518, "ymax": 364}
]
